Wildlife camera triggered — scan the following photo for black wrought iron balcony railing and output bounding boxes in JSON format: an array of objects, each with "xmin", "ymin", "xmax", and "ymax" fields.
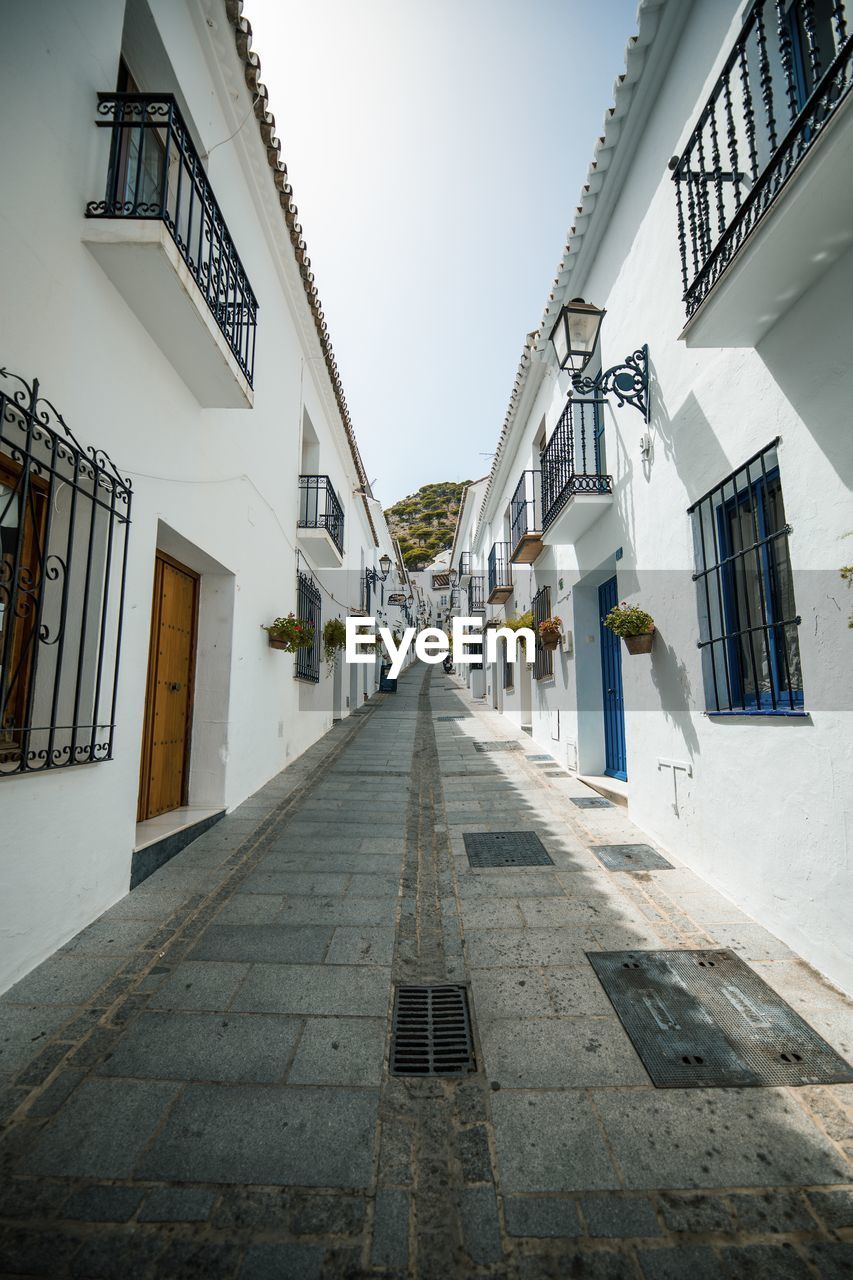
[
  {"xmin": 298, "ymin": 474, "xmax": 345, "ymax": 555},
  {"xmin": 487, "ymin": 542, "xmax": 513, "ymax": 599},
  {"xmin": 541, "ymin": 398, "xmax": 611, "ymax": 530},
  {"xmin": 671, "ymin": 1, "xmax": 852, "ymax": 320},
  {"xmin": 468, "ymin": 575, "xmax": 486, "ymax": 613},
  {"xmin": 509, "ymin": 470, "xmax": 542, "ymax": 551},
  {"xmin": 86, "ymin": 93, "xmax": 258, "ymax": 384}
]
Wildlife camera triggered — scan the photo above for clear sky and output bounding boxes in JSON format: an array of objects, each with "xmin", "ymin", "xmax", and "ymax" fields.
[{"xmin": 245, "ymin": 0, "xmax": 639, "ymax": 508}]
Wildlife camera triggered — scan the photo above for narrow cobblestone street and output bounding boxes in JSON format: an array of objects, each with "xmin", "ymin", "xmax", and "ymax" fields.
[{"xmin": 1, "ymin": 663, "xmax": 852, "ymax": 1278}]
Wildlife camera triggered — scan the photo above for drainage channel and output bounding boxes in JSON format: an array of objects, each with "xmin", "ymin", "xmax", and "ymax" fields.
[{"xmin": 372, "ymin": 663, "xmax": 501, "ymax": 1276}]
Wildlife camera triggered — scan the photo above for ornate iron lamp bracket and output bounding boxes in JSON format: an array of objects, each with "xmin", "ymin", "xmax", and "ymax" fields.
[{"xmin": 571, "ymin": 344, "xmax": 650, "ymax": 423}]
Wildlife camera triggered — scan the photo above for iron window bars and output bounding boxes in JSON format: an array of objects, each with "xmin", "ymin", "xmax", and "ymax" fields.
[
  {"xmin": 487, "ymin": 542, "xmax": 513, "ymax": 598},
  {"xmin": 295, "ymin": 571, "xmax": 321, "ymax": 683},
  {"xmin": 509, "ymin": 470, "xmax": 542, "ymax": 553},
  {"xmin": 467, "ymin": 574, "xmax": 485, "ymax": 614},
  {"xmin": 541, "ymin": 397, "xmax": 610, "ymax": 530},
  {"xmin": 502, "ymin": 637, "xmax": 514, "ymax": 690},
  {"xmin": 0, "ymin": 369, "xmax": 131, "ymax": 775},
  {"xmin": 532, "ymin": 585, "xmax": 553, "ymax": 681},
  {"xmin": 86, "ymin": 93, "xmax": 259, "ymax": 385},
  {"xmin": 671, "ymin": 0, "xmax": 852, "ymax": 319},
  {"xmin": 689, "ymin": 440, "xmax": 803, "ymax": 714},
  {"xmin": 458, "ymin": 551, "xmax": 472, "ymax": 578},
  {"xmin": 298, "ymin": 474, "xmax": 345, "ymax": 556}
]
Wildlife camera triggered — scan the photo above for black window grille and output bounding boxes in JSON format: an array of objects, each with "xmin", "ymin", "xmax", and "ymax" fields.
[
  {"xmin": 467, "ymin": 574, "xmax": 485, "ymax": 614},
  {"xmin": 459, "ymin": 552, "xmax": 471, "ymax": 578},
  {"xmin": 532, "ymin": 586, "xmax": 553, "ymax": 681},
  {"xmin": 487, "ymin": 542, "xmax": 513, "ymax": 599},
  {"xmin": 502, "ymin": 637, "xmax": 514, "ymax": 689},
  {"xmin": 86, "ymin": 93, "xmax": 258, "ymax": 384},
  {"xmin": 689, "ymin": 441, "xmax": 803, "ymax": 714},
  {"xmin": 509, "ymin": 470, "xmax": 542, "ymax": 554},
  {"xmin": 295, "ymin": 571, "xmax": 321, "ymax": 683},
  {"xmin": 0, "ymin": 369, "xmax": 132, "ymax": 775},
  {"xmin": 671, "ymin": 1, "xmax": 852, "ymax": 319},
  {"xmin": 541, "ymin": 398, "xmax": 610, "ymax": 530},
  {"xmin": 298, "ymin": 475, "xmax": 345, "ymax": 555}
]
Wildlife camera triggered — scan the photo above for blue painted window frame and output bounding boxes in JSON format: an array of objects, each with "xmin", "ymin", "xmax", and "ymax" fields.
[{"xmin": 715, "ymin": 467, "xmax": 803, "ymax": 712}]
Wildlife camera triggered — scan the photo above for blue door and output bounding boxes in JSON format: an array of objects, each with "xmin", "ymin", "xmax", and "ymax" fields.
[{"xmin": 599, "ymin": 576, "xmax": 627, "ymax": 780}]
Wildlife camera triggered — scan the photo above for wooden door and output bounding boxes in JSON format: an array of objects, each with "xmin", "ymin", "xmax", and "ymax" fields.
[{"xmin": 138, "ymin": 553, "xmax": 198, "ymax": 820}]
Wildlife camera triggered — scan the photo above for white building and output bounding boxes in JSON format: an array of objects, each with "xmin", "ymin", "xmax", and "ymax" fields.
[
  {"xmin": 453, "ymin": 0, "xmax": 853, "ymax": 994},
  {"xmin": 0, "ymin": 0, "xmax": 396, "ymax": 992}
]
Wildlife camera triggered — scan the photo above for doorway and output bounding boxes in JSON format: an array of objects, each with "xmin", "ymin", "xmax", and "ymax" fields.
[
  {"xmin": 598, "ymin": 575, "xmax": 627, "ymax": 780},
  {"xmin": 138, "ymin": 552, "xmax": 199, "ymax": 820}
]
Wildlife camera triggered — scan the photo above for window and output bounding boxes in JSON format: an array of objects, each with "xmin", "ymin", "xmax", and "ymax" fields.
[
  {"xmin": 690, "ymin": 442, "xmax": 803, "ymax": 714},
  {"xmin": 295, "ymin": 572, "xmax": 321, "ymax": 683},
  {"xmin": 532, "ymin": 586, "xmax": 553, "ymax": 681},
  {"xmin": 0, "ymin": 370, "xmax": 132, "ymax": 775}
]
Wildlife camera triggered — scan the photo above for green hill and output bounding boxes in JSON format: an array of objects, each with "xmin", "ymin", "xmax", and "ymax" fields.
[{"xmin": 385, "ymin": 480, "xmax": 470, "ymax": 570}]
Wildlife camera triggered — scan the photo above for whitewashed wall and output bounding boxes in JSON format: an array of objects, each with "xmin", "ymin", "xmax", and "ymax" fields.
[
  {"xmin": 468, "ymin": 0, "xmax": 853, "ymax": 993},
  {"xmin": 0, "ymin": 0, "xmax": 383, "ymax": 991}
]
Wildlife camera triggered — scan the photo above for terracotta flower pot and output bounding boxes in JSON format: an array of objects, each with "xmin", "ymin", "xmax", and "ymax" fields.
[
  {"xmin": 268, "ymin": 635, "xmax": 291, "ymax": 651},
  {"xmin": 623, "ymin": 628, "xmax": 655, "ymax": 655},
  {"xmin": 541, "ymin": 632, "xmax": 560, "ymax": 651}
]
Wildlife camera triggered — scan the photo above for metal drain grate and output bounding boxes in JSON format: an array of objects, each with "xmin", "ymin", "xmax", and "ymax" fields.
[
  {"xmin": 570, "ymin": 796, "xmax": 613, "ymax": 809},
  {"xmin": 463, "ymin": 831, "xmax": 554, "ymax": 868},
  {"xmin": 588, "ymin": 949, "xmax": 853, "ymax": 1088},
  {"xmin": 436, "ymin": 715, "xmax": 468, "ymax": 721},
  {"xmin": 391, "ymin": 985, "xmax": 476, "ymax": 1076},
  {"xmin": 526, "ymin": 754, "xmax": 554, "ymax": 762},
  {"xmin": 473, "ymin": 741, "xmax": 523, "ymax": 752},
  {"xmin": 589, "ymin": 844, "xmax": 674, "ymax": 871}
]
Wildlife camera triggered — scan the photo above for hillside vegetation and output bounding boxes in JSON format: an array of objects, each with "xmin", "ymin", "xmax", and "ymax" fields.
[{"xmin": 384, "ymin": 480, "xmax": 470, "ymax": 570}]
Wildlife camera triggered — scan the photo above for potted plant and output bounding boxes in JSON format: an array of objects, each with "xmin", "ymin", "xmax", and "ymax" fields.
[
  {"xmin": 322, "ymin": 617, "xmax": 347, "ymax": 668},
  {"xmin": 264, "ymin": 613, "xmax": 315, "ymax": 653},
  {"xmin": 603, "ymin": 601, "xmax": 655, "ymax": 654},
  {"xmin": 538, "ymin": 616, "xmax": 563, "ymax": 651}
]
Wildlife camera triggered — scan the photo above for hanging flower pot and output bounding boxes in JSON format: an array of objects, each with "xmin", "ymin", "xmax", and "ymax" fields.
[
  {"xmin": 538, "ymin": 616, "xmax": 563, "ymax": 651},
  {"xmin": 623, "ymin": 629, "xmax": 655, "ymax": 655},
  {"xmin": 602, "ymin": 601, "xmax": 655, "ymax": 655},
  {"xmin": 264, "ymin": 614, "xmax": 315, "ymax": 653}
]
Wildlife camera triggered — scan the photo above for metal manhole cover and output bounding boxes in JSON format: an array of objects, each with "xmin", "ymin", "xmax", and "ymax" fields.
[
  {"xmin": 570, "ymin": 796, "xmax": 613, "ymax": 809},
  {"xmin": 588, "ymin": 949, "xmax": 853, "ymax": 1088},
  {"xmin": 463, "ymin": 831, "xmax": 554, "ymax": 868},
  {"xmin": 391, "ymin": 985, "xmax": 476, "ymax": 1076},
  {"xmin": 590, "ymin": 844, "xmax": 673, "ymax": 871},
  {"xmin": 473, "ymin": 741, "xmax": 523, "ymax": 752}
]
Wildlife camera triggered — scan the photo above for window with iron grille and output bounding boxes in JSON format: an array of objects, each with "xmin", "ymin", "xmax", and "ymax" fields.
[
  {"xmin": 689, "ymin": 441, "xmax": 803, "ymax": 714},
  {"xmin": 295, "ymin": 571, "xmax": 321, "ymax": 683},
  {"xmin": 0, "ymin": 369, "xmax": 132, "ymax": 775},
  {"xmin": 502, "ymin": 637, "xmax": 513, "ymax": 689},
  {"xmin": 532, "ymin": 586, "xmax": 553, "ymax": 681}
]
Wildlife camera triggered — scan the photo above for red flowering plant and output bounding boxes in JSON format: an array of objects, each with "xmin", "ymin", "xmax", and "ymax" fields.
[{"xmin": 265, "ymin": 613, "xmax": 315, "ymax": 653}]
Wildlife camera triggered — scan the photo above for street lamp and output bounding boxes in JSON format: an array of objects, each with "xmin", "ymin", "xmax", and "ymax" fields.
[
  {"xmin": 448, "ymin": 567, "xmax": 458, "ymax": 587},
  {"xmin": 365, "ymin": 553, "xmax": 392, "ymax": 591},
  {"xmin": 548, "ymin": 297, "xmax": 650, "ymax": 422}
]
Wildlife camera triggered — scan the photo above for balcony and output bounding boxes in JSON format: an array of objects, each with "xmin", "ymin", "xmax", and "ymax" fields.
[
  {"xmin": 487, "ymin": 542, "xmax": 513, "ymax": 603},
  {"xmin": 468, "ymin": 575, "xmax": 486, "ymax": 614},
  {"xmin": 297, "ymin": 475, "xmax": 345, "ymax": 567},
  {"xmin": 458, "ymin": 551, "xmax": 472, "ymax": 586},
  {"xmin": 541, "ymin": 399, "xmax": 612, "ymax": 546},
  {"xmin": 84, "ymin": 93, "xmax": 258, "ymax": 406},
  {"xmin": 671, "ymin": 3, "xmax": 853, "ymax": 346},
  {"xmin": 509, "ymin": 470, "xmax": 543, "ymax": 563}
]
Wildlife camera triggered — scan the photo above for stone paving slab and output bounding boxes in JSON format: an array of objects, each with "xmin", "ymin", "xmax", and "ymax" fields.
[{"xmin": 1, "ymin": 668, "xmax": 852, "ymax": 1277}]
